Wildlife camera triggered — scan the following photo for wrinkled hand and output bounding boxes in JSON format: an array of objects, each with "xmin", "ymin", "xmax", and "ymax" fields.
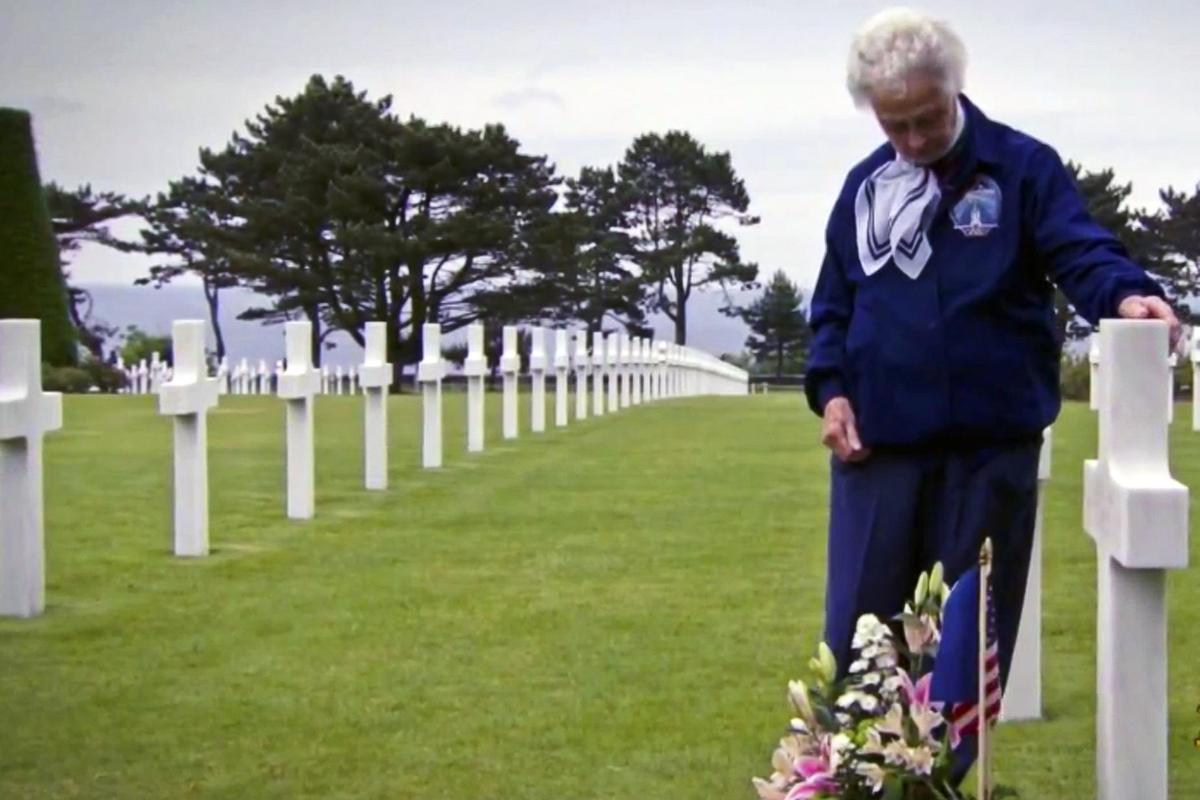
[
  {"xmin": 1118, "ymin": 295, "xmax": 1182, "ymax": 352},
  {"xmin": 822, "ymin": 397, "xmax": 871, "ymax": 463}
]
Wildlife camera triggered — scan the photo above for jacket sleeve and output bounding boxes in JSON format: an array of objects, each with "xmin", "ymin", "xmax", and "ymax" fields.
[
  {"xmin": 1027, "ymin": 145, "xmax": 1165, "ymax": 324},
  {"xmin": 804, "ymin": 202, "xmax": 855, "ymax": 417}
]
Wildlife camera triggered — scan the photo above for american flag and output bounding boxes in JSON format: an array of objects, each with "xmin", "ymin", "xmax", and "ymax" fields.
[{"xmin": 948, "ymin": 570, "xmax": 1001, "ymax": 739}]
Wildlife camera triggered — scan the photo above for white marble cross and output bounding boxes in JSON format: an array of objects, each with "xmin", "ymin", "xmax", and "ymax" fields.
[
  {"xmin": 1088, "ymin": 333, "xmax": 1101, "ymax": 411},
  {"xmin": 150, "ymin": 352, "xmax": 163, "ymax": 394},
  {"xmin": 680, "ymin": 346, "xmax": 691, "ymax": 396},
  {"xmin": 1167, "ymin": 353, "xmax": 1177, "ymax": 424},
  {"xmin": 1192, "ymin": 328, "xmax": 1200, "ymax": 432},
  {"xmin": 349, "ymin": 366, "xmax": 360, "ymax": 395},
  {"xmin": 417, "ymin": 323, "xmax": 445, "ymax": 468},
  {"xmin": 619, "ymin": 333, "xmax": 632, "ymax": 408},
  {"xmin": 1002, "ymin": 427, "xmax": 1052, "ymax": 722},
  {"xmin": 592, "ymin": 332, "xmax": 606, "ymax": 417},
  {"xmin": 681, "ymin": 345, "xmax": 691, "ymax": 396},
  {"xmin": 0, "ymin": 320, "xmax": 63, "ymax": 618},
  {"xmin": 257, "ymin": 359, "xmax": 269, "ymax": 395},
  {"xmin": 643, "ymin": 340, "xmax": 655, "ymax": 402},
  {"xmin": 574, "ymin": 330, "xmax": 590, "ymax": 421},
  {"xmin": 1083, "ymin": 320, "xmax": 1188, "ymax": 800},
  {"xmin": 554, "ymin": 329, "xmax": 569, "ymax": 428},
  {"xmin": 137, "ymin": 359, "xmax": 149, "ymax": 395},
  {"xmin": 359, "ymin": 322, "xmax": 393, "ymax": 489},
  {"xmin": 217, "ymin": 357, "xmax": 230, "ymax": 396},
  {"xmin": 631, "ymin": 338, "xmax": 644, "ymax": 405},
  {"xmin": 654, "ymin": 340, "xmax": 664, "ymax": 398},
  {"xmin": 501, "ymin": 325, "xmax": 520, "ymax": 439},
  {"xmin": 636, "ymin": 341, "xmax": 647, "ymax": 403},
  {"xmin": 634, "ymin": 336, "xmax": 645, "ymax": 402},
  {"xmin": 685, "ymin": 345, "xmax": 694, "ymax": 396},
  {"xmin": 607, "ymin": 332, "xmax": 621, "ymax": 412},
  {"xmin": 627, "ymin": 339, "xmax": 638, "ymax": 405},
  {"xmin": 335, "ymin": 365, "xmax": 345, "ymax": 396},
  {"xmin": 529, "ymin": 327, "xmax": 547, "ymax": 433},
  {"xmin": 277, "ymin": 321, "xmax": 321, "ymax": 519},
  {"xmin": 237, "ymin": 358, "xmax": 249, "ymax": 395},
  {"xmin": 464, "ymin": 323, "xmax": 487, "ymax": 453},
  {"xmin": 655, "ymin": 341, "xmax": 667, "ymax": 399},
  {"xmin": 666, "ymin": 342, "xmax": 676, "ymax": 398},
  {"xmin": 647, "ymin": 338, "xmax": 657, "ymax": 400},
  {"xmin": 643, "ymin": 338, "xmax": 653, "ymax": 403},
  {"xmin": 158, "ymin": 320, "xmax": 220, "ymax": 557}
]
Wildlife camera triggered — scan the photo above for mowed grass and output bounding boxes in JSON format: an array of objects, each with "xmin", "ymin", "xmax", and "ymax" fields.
[{"xmin": 1, "ymin": 391, "xmax": 1199, "ymax": 799}]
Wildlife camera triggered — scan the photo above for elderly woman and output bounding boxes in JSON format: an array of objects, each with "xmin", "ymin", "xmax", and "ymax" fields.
[{"xmin": 806, "ymin": 5, "xmax": 1176, "ymax": 774}]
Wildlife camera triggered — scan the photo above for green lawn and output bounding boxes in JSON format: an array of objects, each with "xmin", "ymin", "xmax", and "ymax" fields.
[{"xmin": 1, "ymin": 393, "xmax": 1198, "ymax": 799}]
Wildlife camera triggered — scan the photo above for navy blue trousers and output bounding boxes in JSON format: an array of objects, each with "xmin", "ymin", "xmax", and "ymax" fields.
[{"xmin": 823, "ymin": 441, "xmax": 1041, "ymax": 781}]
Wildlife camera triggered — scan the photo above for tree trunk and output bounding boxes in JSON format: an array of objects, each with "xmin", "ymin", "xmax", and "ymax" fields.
[
  {"xmin": 389, "ymin": 337, "xmax": 406, "ymax": 393},
  {"xmin": 304, "ymin": 305, "xmax": 322, "ymax": 367},
  {"xmin": 674, "ymin": 300, "xmax": 687, "ymax": 345},
  {"xmin": 66, "ymin": 286, "xmax": 105, "ymax": 360},
  {"xmin": 202, "ymin": 278, "xmax": 226, "ymax": 361}
]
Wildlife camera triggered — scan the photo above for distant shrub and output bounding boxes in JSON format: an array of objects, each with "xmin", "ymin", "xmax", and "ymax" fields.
[
  {"xmin": 42, "ymin": 365, "xmax": 92, "ymax": 393},
  {"xmin": 1060, "ymin": 353, "xmax": 1090, "ymax": 401},
  {"xmin": 42, "ymin": 360, "xmax": 127, "ymax": 393}
]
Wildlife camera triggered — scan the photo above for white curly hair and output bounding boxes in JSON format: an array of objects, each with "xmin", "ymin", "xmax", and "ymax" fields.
[{"xmin": 846, "ymin": 7, "xmax": 967, "ymax": 107}]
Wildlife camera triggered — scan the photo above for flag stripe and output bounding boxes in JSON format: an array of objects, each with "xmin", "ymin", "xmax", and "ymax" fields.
[{"xmin": 949, "ymin": 568, "xmax": 1002, "ymax": 740}]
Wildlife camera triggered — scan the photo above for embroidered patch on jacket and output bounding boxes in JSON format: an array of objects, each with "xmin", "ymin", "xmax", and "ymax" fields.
[{"xmin": 950, "ymin": 175, "xmax": 1002, "ymax": 238}]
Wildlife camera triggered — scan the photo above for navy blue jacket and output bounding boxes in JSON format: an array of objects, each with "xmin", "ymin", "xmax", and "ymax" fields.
[{"xmin": 805, "ymin": 95, "xmax": 1164, "ymax": 448}]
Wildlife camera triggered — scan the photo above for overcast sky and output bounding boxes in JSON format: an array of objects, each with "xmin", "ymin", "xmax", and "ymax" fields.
[{"xmin": 4, "ymin": 0, "xmax": 1199, "ymax": 294}]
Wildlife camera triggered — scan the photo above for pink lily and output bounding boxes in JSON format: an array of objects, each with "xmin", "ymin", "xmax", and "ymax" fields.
[
  {"xmin": 898, "ymin": 672, "xmax": 946, "ymax": 742},
  {"xmin": 782, "ymin": 737, "xmax": 839, "ymax": 800}
]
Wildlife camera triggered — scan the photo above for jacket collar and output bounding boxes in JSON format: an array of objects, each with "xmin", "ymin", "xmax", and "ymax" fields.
[{"xmin": 959, "ymin": 94, "xmax": 1002, "ymax": 167}]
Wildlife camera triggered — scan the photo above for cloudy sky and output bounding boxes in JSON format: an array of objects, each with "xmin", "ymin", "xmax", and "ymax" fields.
[{"xmin": 5, "ymin": 0, "xmax": 1199, "ymax": 295}]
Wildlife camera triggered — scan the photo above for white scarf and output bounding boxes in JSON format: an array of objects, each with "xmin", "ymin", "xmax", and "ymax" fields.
[{"xmin": 853, "ymin": 98, "xmax": 966, "ymax": 280}]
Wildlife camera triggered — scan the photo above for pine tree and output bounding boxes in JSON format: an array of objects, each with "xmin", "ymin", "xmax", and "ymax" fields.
[
  {"xmin": 618, "ymin": 131, "xmax": 759, "ymax": 344},
  {"xmin": 1138, "ymin": 185, "xmax": 1200, "ymax": 320},
  {"xmin": 0, "ymin": 108, "xmax": 76, "ymax": 365},
  {"xmin": 498, "ymin": 166, "xmax": 645, "ymax": 335},
  {"xmin": 738, "ymin": 270, "xmax": 809, "ymax": 377}
]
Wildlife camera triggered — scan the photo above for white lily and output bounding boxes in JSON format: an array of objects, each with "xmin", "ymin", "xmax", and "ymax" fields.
[
  {"xmin": 772, "ymin": 746, "xmax": 793, "ymax": 776},
  {"xmin": 855, "ymin": 762, "xmax": 887, "ymax": 794},
  {"xmin": 905, "ymin": 745, "xmax": 935, "ymax": 776},
  {"xmin": 751, "ymin": 776, "xmax": 786, "ymax": 800},
  {"xmin": 788, "ymin": 680, "xmax": 815, "ymax": 725},
  {"xmin": 876, "ymin": 703, "xmax": 906, "ymax": 737}
]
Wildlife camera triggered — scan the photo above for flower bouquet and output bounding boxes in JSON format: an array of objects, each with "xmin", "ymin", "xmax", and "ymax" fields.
[{"xmin": 751, "ymin": 563, "xmax": 1017, "ymax": 800}]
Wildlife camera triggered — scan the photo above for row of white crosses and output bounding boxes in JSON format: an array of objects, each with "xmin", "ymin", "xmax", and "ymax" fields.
[
  {"xmin": 1, "ymin": 316, "xmax": 748, "ymax": 617},
  {"xmin": 414, "ymin": 323, "xmax": 749, "ymax": 468},
  {"xmin": 148, "ymin": 319, "xmax": 329, "ymax": 539},
  {"xmin": 123, "ymin": 355, "xmax": 369, "ymax": 396},
  {"xmin": 117, "ymin": 353, "xmax": 172, "ymax": 394}
]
